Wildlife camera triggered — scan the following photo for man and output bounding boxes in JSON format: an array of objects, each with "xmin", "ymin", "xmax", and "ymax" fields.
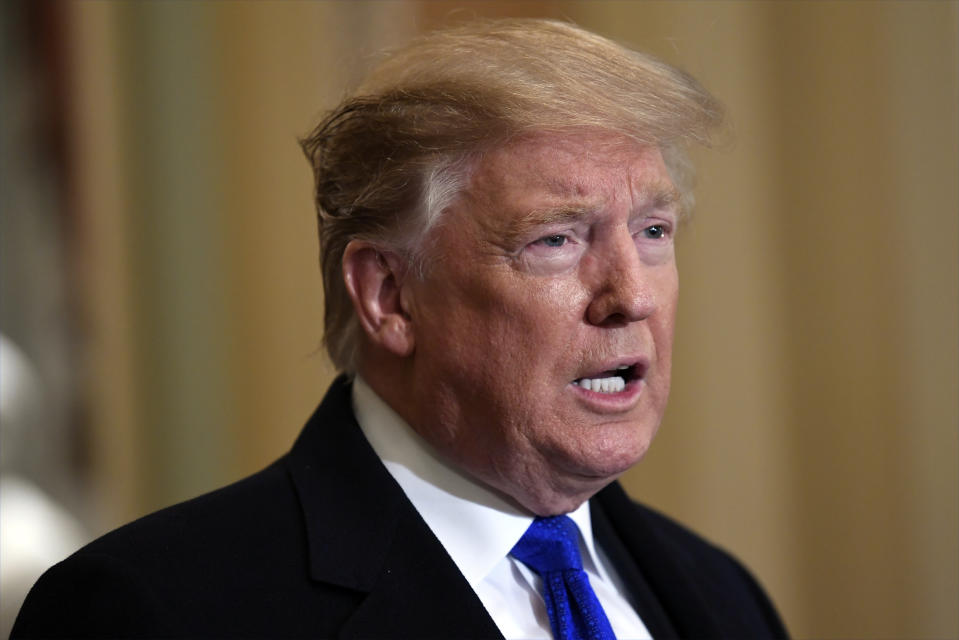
[{"xmin": 13, "ymin": 19, "xmax": 787, "ymax": 639}]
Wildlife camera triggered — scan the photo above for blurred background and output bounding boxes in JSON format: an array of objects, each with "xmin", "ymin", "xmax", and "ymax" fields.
[{"xmin": 1, "ymin": 1, "xmax": 956, "ymax": 638}]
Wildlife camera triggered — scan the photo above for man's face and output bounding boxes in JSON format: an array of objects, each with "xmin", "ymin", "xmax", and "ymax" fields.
[{"xmin": 402, "ymin": 132, "xmax": 680, "ymax": 515}]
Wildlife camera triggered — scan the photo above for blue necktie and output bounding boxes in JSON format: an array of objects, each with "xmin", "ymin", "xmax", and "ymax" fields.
[{"xmin": 511, "ymin": 516, "xmax": 617, "ymax": 640}]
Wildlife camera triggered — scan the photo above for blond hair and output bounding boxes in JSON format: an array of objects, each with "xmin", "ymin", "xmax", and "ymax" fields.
[{"xmin": 301, "ymin": 18, "xmax": 723, "ymax": 373}]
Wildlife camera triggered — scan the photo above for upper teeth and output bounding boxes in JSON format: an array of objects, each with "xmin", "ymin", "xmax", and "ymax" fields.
[{"xmin": 575, "ymin": 376, "xmax": 626, "ymax": 393}]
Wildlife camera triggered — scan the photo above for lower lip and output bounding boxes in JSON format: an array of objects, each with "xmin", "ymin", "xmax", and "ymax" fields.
[{"xmin": 568, "ymin": 378, "xmax": 644, "ymax": 412}]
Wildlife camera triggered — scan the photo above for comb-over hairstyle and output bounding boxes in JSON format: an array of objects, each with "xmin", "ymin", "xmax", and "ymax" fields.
[{"xmin": 301, "ymin": 18, "xmax": 724, "ymax": 373}]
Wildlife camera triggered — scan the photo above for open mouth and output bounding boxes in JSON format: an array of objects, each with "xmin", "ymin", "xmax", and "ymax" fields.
[{"xmin": 571, "ymin": 363, "xmax": 641, "ymax": 394}]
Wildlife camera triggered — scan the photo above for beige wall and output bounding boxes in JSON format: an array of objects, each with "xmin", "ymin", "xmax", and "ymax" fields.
[{"xmin": 65, "ymin": 2, "xmax": 957, "ymax": 638}]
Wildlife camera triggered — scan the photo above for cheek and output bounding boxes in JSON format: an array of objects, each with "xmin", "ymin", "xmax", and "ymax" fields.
[
  {"xmin": 656, "ymin": 299, "xmax": 677, "ymax": 351},
  {"xmin": 427, "ymin": 281, "xmax": 583, "ymax": 416},
  {"xmin": 514, "ymin": 275, "xmax": 593, "ymax": 324},
  {"xmin": 652, "ymin": 274, "xmax": 679, "ymax": 390},
  {"xmin": 412, "ymin": 287, "xmax": 524, "ymax": 385},
  {"xmin": 470, "ymin": 272, "xmax": 589, "ymax": 339},
  {"xmin": 657, "ymin": 264, "xmax": 680, "ymax": 330},
  {"xmin": 494, "ymin": 280, "xmax": 592, "ymax": 370}
]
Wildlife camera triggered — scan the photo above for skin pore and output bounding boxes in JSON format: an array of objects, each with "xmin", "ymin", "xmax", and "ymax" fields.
[{"xmin": 348, "ymin": 131, "xmax": 680, "ymax": 516}]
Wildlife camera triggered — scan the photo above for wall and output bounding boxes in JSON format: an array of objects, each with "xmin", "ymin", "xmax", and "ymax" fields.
[{"xmin": 62, "ymin": 2, "xmax": 958, "ymax": 638}]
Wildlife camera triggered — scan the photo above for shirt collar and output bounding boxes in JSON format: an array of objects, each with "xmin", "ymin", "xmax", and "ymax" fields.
[{"xmin": 351, "ymin": 375, "xmax": 604, "ymax": 588}]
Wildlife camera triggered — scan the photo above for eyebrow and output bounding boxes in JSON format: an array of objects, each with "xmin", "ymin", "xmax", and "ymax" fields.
[
  {"xmin": 491, "ymin": 181, "xmax": 684, "ymax": 246},
  {"xmin": 499, "ymin": 204, "xmax": 596, "ymax": 246},
  {"xmin": 642, "ymin": 181, "xmax": 683, "ymax": 213}
]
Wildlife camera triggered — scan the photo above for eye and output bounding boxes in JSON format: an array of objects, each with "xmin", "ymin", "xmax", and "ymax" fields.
[
  {"xmin": 536, "ymin": 234, "xmax": 569, "ymax": 248},
  {"xmin": 521, "ymin": 231, "xmax": 583, "ymax": 273},
  {"xmin": 643, "ymin": 225, "xmax": 667, "ymax": 240}
]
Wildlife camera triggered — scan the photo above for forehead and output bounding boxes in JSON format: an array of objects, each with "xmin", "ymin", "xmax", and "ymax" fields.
[{"xmin": 467, "ymin": 131, "xmax": 674, "ymax": 211}]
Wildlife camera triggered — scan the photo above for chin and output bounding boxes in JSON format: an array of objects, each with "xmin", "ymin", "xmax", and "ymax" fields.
[
  {"xmin": 512, "ymin": 477, "xmax": 607, "ymax": 517},
  {"xmin": 569, "ymin": 424, "xmax": 656, "ymax": 477},
  {"xmin": 529, "ymin": 495, "xmax": 596, "ymax": 518},
  {"xmin": 524, "ymin": 454, "xmax": 643, "ymax": 517}
]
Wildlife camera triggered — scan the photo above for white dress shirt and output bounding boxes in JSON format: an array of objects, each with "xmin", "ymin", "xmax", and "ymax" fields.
[{"xmin": 352, "ymin": 376, "xmax": 652, "ymax": 640}]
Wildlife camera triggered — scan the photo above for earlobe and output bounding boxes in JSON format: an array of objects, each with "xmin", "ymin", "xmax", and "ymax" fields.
[{"xmin": 342, "ymin": 241, "xmax": 415, "ymax": 357}]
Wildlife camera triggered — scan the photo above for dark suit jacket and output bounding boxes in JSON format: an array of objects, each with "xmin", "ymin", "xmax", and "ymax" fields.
[{"xmin": 12, "ymin": 377, "xmax": 788, "ymax": 639}]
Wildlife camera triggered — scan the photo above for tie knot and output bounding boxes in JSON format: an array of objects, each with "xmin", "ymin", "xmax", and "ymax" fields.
[{"xmin": 511, "ymin": 515, "xmax": 584, "ymax": 575}]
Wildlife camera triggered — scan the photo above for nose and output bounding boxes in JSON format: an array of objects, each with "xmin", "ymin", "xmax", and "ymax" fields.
[{"xmin": 585, "ymin": 231, "xmax": 656, "ymax": 327}]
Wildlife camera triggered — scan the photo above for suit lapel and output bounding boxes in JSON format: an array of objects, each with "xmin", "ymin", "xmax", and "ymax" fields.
[
  {"xmin": 592, "ymin": 497, "xmax": 679, "ymax": 639},
  {"xmin": 337, "ymin": 507, "xmax": 504, "ymax": 639},
  {"xmin": 594, "ymin": 483, "xmax": 734, "ymax": 639},
  {"xmin": 285, "ymin": 377, "xmax": 502, "ymax": 639}
]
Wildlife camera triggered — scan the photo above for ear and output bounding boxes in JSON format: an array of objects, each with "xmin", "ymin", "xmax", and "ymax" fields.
[{"xmin": 342, "ymin": 240, "xmax": 415, "ymax": 358}]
